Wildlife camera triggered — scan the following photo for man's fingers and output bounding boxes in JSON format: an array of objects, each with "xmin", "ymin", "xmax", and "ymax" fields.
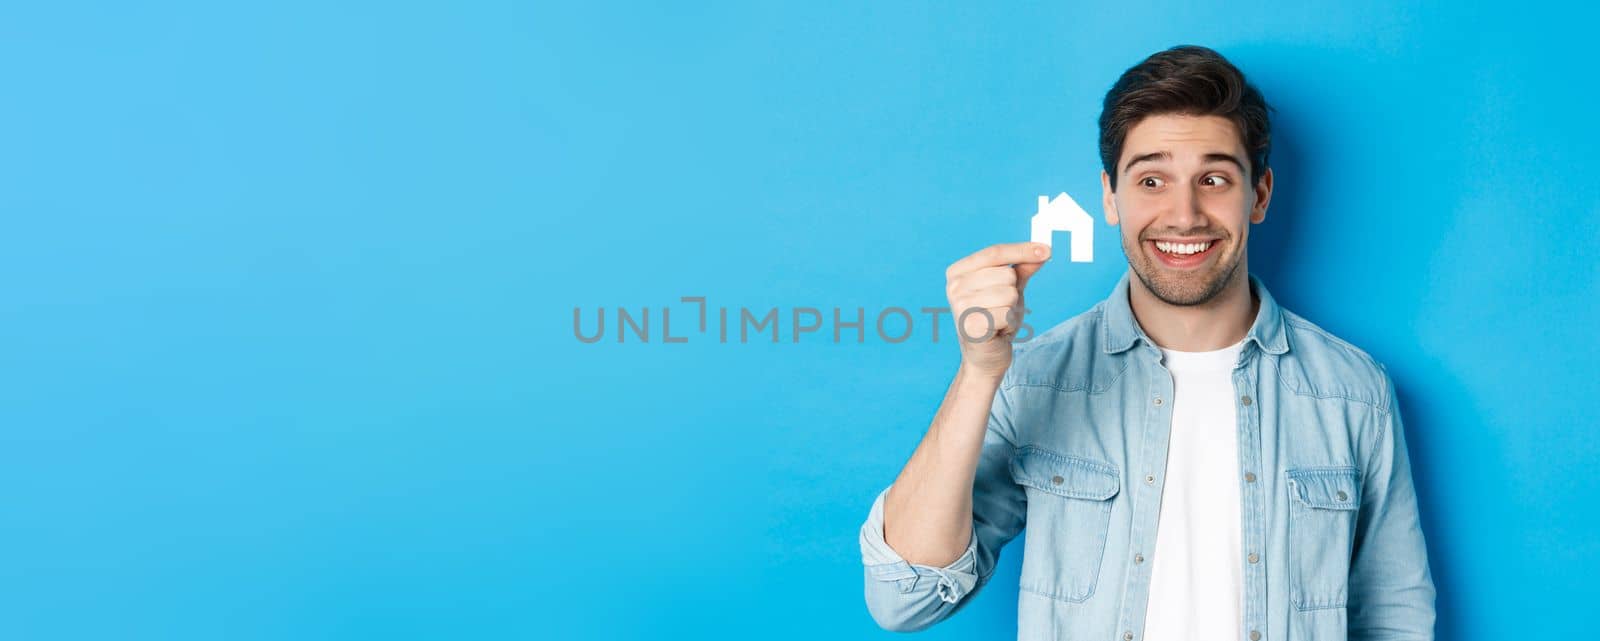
[
  {"xmin": 945, "ymin": 241, "xmax": 1051, "ymax": 347},
  {"xmin": 958, "ymin": 305, "xmax": 1015, "ymax": 340},
  {"xmin": 948, "ymin": 266, "xmax": 1017, "ymax": 296},
  {"xmin": 963, "ymin": 287, "xmax": 1021, "ymax": 310},
  {"xmin": 947, "ymin": 242, "xmax": 1050, "ymax": 280}
]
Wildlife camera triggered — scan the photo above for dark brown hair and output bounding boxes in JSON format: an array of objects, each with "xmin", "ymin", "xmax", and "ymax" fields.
[{"xmin": 1098, "ymin": 45, "xmax": 1272, "ymax": 191}]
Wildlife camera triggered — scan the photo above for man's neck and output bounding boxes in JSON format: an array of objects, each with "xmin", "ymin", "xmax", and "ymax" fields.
[{"xmin": 1127, "ymin": 269, "xmax": 1258, "ymax": 352}]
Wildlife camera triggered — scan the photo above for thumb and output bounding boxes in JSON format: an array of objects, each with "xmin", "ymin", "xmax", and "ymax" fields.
[{"xmin": 1015, "ymin": 260, "xmax": 1045, "ymax": 293}]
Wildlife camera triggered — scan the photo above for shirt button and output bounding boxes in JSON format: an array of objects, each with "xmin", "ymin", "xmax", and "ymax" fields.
[
  {"xmin": 1336, "ymin": 490, "xmax": 1348, "ymax": 501},
  {"xmin": 1248, "ymin": 552, "xmax": 1259, "ymax": 564},
  {"xmin": 1244, "ymin": 472, "xmax": 1257, "ymax": 482},
  {"xmin": 1124, "ymin": 633, "xmax": 1134, "ymax": 641},
  {"xmin": 1153, "ymin": 397, "xmax": 1163, "ymax": 406},
  {"xmin": 1250, "ymin": 631, "xmax": 1261, "ymax": 641},
  {"xmin": 1135, "ymin": 553, "xmax": 1144, "ymax": 564},
  {"xmin": 1241, "ymin": 395, "xmax": 1253, "ymax": 406},
  {"xmin": 1145, "ymin": 474, "xmax": 1155, "ymax": 484},
  {"xmin": 1051, "ymin": 475, "xmax": 1063, "ymax": 485}
]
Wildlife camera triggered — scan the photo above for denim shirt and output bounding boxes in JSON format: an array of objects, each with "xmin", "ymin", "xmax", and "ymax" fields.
[{"xmin": 859, "ymin": 271, "xmax": 1435, "ymax": 640}]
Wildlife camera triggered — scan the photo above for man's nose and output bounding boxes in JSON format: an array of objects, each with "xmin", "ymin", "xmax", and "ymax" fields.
[{"xmin": 1163, "ymin": 184, "xmax": 1204, "ymax": 229}]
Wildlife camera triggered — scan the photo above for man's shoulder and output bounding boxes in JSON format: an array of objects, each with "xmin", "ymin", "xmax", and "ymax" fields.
[
  {"xmin": 1277, "ymin": 309, "xmax": 1395, "ymax": 414},
  {"xmin": 1001, "ymin": 302, "xmax": 1120, "ymax": 393}
]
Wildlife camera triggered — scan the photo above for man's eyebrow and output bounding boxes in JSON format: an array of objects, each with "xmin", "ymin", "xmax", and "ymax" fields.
[
  {"xmin": 1202, "ymin": 152, "xmax": 1247, "ymax": 174},
  {"xmin": 1122, "ymin": 151, "xmax": 1248, "ymax": 175},
  {"xmin": 1122, "ymin": 151, "xmax": 1170, "ymax": 174}
]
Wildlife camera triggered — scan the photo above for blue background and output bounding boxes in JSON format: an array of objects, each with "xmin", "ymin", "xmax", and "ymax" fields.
[{"xmin": 2, "ymin": 1, "xmax": 1595, "ymax": 639}]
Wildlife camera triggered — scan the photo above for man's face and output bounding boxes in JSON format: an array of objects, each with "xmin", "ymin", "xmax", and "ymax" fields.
[{"xmin": 1100, "ymin": 113, "xmax": 1272, "ymax": 306}]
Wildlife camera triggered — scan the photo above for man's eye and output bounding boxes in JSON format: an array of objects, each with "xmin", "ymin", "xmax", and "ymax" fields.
[
  {"xmin": 1203, "ymin": 175, "xmax": 1231, "ymax": 187},
  {"xmin": 1141, "ymin": 177, "xmax": 1164, "ymax": 189}
]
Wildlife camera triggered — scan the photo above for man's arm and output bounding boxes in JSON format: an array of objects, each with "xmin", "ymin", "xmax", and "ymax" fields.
[
  {"xmin": 859, "ymin": 369, "xmax": 1027, "ymax": 631},
  {"xmin": 1347, "ymin": 366, "xmax": 1437, "ymax": 639},
  {"xmin": 857, "ymin": 242, "xmax": 1045, "ymax": 632}
]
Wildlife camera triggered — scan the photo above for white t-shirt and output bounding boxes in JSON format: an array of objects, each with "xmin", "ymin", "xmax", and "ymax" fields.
[{"xmin": 1142, "ymin": 338, "xmax": 1246, "ymax": 641}]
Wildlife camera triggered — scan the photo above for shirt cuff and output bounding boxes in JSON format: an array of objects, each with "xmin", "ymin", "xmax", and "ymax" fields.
[{"xmin": 859, "ymin": 485, "xmax": 981, "ymax": 603}]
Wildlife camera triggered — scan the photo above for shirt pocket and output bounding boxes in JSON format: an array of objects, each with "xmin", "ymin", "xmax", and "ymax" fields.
[
  {"xmin": 1008, "ymin": 445, "xmax": 1120, "ymax": 603},
  {"xmin": 1285, "ymin": 466, "xmax": 1361, "ymax": 610}
]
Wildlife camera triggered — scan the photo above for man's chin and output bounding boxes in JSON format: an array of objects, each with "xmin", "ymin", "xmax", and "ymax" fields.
[{"xmin": 1132, "ymin": 264, "xmax": 1231, "ymax": 307}]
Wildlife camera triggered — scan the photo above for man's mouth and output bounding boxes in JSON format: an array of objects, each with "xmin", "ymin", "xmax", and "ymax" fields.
[{"xmin": 1147, "ymin": 239, "xmax": 1220, "ymax": 269}]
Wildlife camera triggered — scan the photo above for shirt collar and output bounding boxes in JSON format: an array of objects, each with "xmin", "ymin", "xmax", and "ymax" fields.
[{"xmin": 1101, "ymin": 269, "xmax": 1289, "ymax": 356}]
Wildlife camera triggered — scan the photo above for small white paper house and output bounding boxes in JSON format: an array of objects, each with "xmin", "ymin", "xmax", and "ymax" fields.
[{"xmin": 1030, "ymin": 192, "xmax": 1095, "ymax": 262}]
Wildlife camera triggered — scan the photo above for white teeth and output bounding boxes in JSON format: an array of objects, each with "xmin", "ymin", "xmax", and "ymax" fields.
[{"xmin": 1155, "ymin": 240, "xmax": 1213, "ymax": 255}]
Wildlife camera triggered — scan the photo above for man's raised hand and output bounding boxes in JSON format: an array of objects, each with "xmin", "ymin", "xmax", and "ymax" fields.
[{"xmin": 943, "ymin": 242, "xmax": 1050, "ymax": 379}]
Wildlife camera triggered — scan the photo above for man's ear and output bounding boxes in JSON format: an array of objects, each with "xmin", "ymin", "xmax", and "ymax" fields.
[
  {"xmin": 1101, "ymin": 170, "xmax": 1119, "ymax": 226},
  {"xmin": 1251, "ymin": 167, "xmax": 1273, "ymax": 224}
]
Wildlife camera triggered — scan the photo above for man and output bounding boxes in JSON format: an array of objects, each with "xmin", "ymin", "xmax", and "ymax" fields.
[{"xmin": 858, "ymin": 45, "xmax": 1435, "ymax": 640}]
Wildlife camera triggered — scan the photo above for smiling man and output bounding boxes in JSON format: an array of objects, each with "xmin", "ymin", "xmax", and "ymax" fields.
[{"xmin": 859, "ymin": 45, "xmax": 1436, "ymax": 640}]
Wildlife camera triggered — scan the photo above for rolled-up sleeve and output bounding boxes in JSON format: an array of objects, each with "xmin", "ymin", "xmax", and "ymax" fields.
[
  {"xmin": 859, "ymin": 387, "xmax": 1028, "ymax": 632},
  {"xmin": 1348, "ymin": 367, "xmax": 1437, "ymax": 639}
]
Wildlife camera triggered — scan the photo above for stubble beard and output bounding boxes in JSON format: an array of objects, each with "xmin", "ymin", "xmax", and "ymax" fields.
[{"xmin": 1124, "ymin": 235, "xmax": 1243, "ymax": 307}]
